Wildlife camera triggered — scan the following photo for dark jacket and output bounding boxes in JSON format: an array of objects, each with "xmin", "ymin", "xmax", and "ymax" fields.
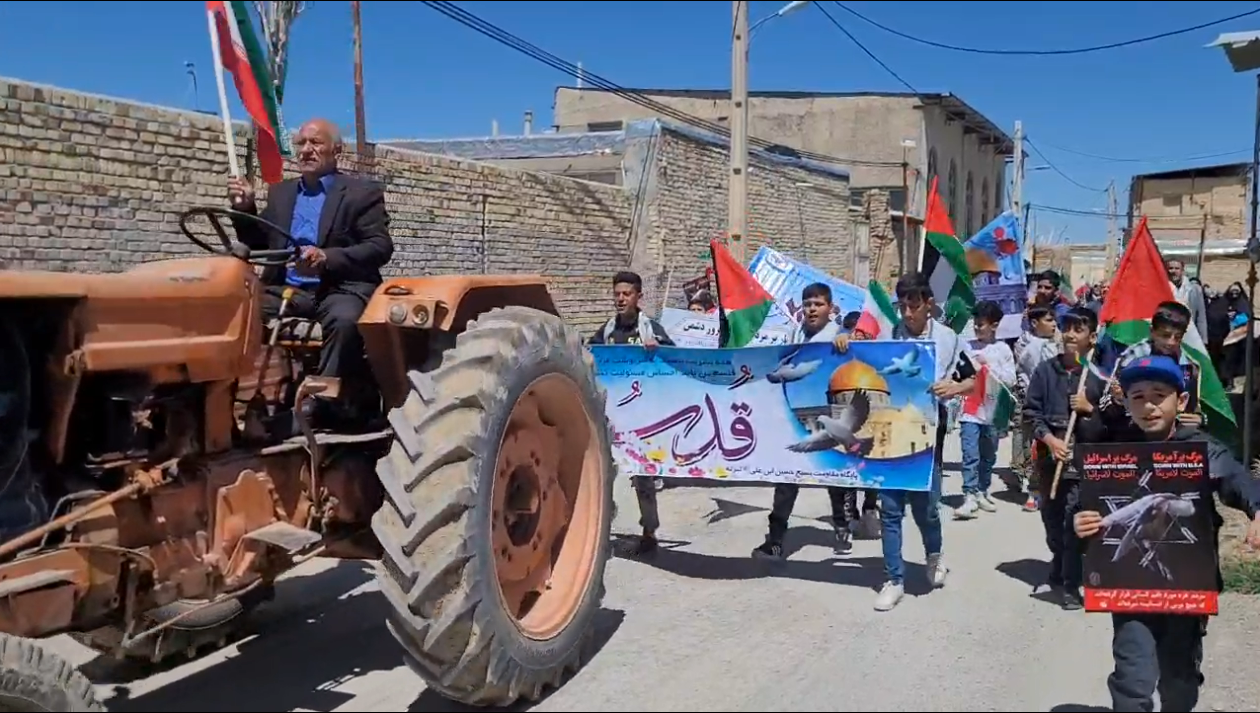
[
  {"xmin": 1162, "ymin": 426, "xmax": 1260, "ymax": 592},
  {"xmin": 1023, "ymin": 355, "xmax": 1126, "ymax": 481},
  {"xmin": 587, "ymin": 316, "xmax": 675, "ymax": 346},
  {"xmin": 232, "ymin": 173, "xmax": 394, "ymax": 295}
]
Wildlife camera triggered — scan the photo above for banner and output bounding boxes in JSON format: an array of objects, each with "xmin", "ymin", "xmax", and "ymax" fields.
[
  {"xmin": 1079, "ymin": 441, "xmax": 1218, "ymax": 615},
  {"xmin": 657, "ymin": 307, "xmax": 794, "ymax": 349},
  {"xmin": 960, "ymin": 211, "xmax": 1028, "ymax": 341},
  {"xmin": 747, "ymin": 246, "xmax": 866, "ymax": 327},
  {"xmin": 592, "ymin": 341, "xmax": 940, "ymax": 491}
]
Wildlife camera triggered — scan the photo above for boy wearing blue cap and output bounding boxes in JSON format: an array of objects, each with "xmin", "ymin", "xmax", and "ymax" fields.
[{"xmin": 1074, "ymin": 354, "xmax": 1260, "ymax": 712}]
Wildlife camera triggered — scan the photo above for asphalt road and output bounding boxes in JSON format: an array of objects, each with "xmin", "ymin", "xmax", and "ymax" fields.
[{"xmin": 44, "ymin": 438, "xmax": 1260, "ymax": 712}]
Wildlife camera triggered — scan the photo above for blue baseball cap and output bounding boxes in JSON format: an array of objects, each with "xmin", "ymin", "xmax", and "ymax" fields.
[{"xmin": 1118, "ymin": 355, "xmax": 1185, "ymax": 394}]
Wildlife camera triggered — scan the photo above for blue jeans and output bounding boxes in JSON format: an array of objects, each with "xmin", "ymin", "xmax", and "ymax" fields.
[
  {"xmin": 879, "ymin": 421, "xmax": 945, "ymax": 585},
  {"xmin": 960, "ymin": 421, "xmax": 998, "ymax": 496}
]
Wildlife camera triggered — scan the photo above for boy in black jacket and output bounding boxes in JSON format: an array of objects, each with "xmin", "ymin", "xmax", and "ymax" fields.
[
  {"xmin": 1024, "ymin": 307, "xmax": 1125, "ymax": 609},
  {"xmin": 1075, "ymin": 355, "xmax": 1260, "ymax": 712}
]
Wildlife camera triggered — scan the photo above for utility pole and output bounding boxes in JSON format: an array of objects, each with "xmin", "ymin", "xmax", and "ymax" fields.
[
  {"xmin": 1105, "ymin": 180, "xmax": 1118, "ymax": 272},
  {"xmin": 1012, "ymin": 120, "xmax": 1024, "ymax": 228},
  {"xmin": 351, "ymin": 0, "xmax": 367, "ymax": 152},
  {"xmin": 728, "ymin": 0, "xmax": 750, "ymax": 263}
]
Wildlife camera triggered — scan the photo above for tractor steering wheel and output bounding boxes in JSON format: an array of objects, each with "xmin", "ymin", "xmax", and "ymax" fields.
[{"xmin": 178, "ymin": 206, "xmax": 298, "ymax": 267}]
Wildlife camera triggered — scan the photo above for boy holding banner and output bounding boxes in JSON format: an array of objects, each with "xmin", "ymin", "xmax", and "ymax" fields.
[
  {"xmin": 1073, "ymin": 355, "xmax": 1260, "ymax": 712},
  {"xmin": 837, "ymin": 272, "xmax": 975, "ymax": 611},
  {"xmin": 753, "ymin": 283, "xmax": 863, "ymax": 559}
]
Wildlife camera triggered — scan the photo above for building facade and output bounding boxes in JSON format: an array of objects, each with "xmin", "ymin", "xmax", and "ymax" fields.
[
  {"xmin": 1127, "ymin": 161, "xmax": 1252, "ymax": 287},
  {"xmin": 552, "ymin": 87, "xmax": 1014, "ymax": 247}
]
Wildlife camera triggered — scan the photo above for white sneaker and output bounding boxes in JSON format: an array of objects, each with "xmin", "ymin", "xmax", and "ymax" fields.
[
  {"xmin": 859, "ymin": 509, "xmax": 881, "ymax": 538},
  {"xmin": 976, "ymin": 492, "xmax": 998, "ymax": 512},
  {"xmin": 874, "ymin": 581, "xmax": 905, "ymax": 611},
  {"xmin": 954, "ymin": 494, "xmax": 979, "ymax": 519},
  {"xmin": 927, "ymin": 553, "xmax": 948, "ymax": 588}
]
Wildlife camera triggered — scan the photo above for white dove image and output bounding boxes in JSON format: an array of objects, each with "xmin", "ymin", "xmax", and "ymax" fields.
[
  {"xmin": 1102, "ymin": 491, "xmax": 1197, "ymax": 565},
  {"xmin": 786, "ymin": 391, "xmax": 874, "ymax": 456},
  {"xmin": 766, "ymin": 354, "xmax": 823, "ymax": 384},
  {"xmin": 877, "ymin": 349, "xmax": 922, "ymax": 379}
]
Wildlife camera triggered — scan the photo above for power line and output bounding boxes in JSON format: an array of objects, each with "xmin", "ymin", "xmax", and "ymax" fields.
[
  {"xmin": 831, "ymin": 1, "xmax": 1260, "ymax": 56},
  {"xmin": 815, "ymin": 3, "xmax": 921, "ymax": 96},
  {"xmin": 421, "ymin": 1, "xmax": 904, "ymax": 168},
  {"xmin": 1024, "ymin": 138, "xmax": 1109, "ymax": 193},
  {"xmin": 1033, "ymin": 140, "xmax": 1250, "ymax": 165}
]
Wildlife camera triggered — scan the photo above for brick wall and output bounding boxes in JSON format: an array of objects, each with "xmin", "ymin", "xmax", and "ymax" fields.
[
  {"xmin": 0, "ymin": 78, "xmax": 632, "ymax": 331},
  {"xmin": 643, "ymin": 125, "xmax": 853, "ymax": 310}
]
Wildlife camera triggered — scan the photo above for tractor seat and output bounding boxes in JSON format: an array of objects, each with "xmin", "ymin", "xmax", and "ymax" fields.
[{"xmin": 270, "ymin": 317, "xmax": 323, "ymax": 343}]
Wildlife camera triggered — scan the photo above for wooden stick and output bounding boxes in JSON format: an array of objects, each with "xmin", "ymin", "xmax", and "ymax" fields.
[{"xmin": 1049, "ymin": 348, "xmax": 1095, "ymax": 500}]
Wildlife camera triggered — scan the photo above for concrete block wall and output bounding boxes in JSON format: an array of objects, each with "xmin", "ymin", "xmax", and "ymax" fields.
[
  {"xmin": 0, "ymin": 78, "xmax": 632, "ymax": 332},
  {"xmin": 644, "ymin": 125, "xmax": 853, "ymax": 309}
]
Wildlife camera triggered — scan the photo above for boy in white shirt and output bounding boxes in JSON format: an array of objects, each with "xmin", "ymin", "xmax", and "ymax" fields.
[{"xmin": 955, "ymin": 301, "xmax": 1017, "ymax": 519}]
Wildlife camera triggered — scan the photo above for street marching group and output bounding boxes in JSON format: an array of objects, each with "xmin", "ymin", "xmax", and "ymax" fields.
[{"xmin": 587, "ymin": 244, "xmax": 1260, "ymax": 711}]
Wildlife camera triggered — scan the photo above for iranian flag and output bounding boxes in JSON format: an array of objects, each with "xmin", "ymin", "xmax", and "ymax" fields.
[
  {"xmin": 1100, "ymin": 217, "xmax": 1237, "ymax": 444},
  {"xmin": 920, "ymin": 177, "xmax": 975, "ymax": 332},
  {"xmin": 853, "ymin": 279, "xmax": 899, "ymax": 339},
  {"xmin": 206, "ymin": 0, "xmax": 286, "ymax": 184},
  {"xmin": 711, "ymin": 238, "xmax": 775, "ymax": 348}
]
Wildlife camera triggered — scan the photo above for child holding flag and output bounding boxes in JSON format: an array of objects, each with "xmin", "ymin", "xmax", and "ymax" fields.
[
  {"xmin": 954, "ymin": 301, "xmax": 1017, "ymax": 519},
  {"xmin": 1074, "ymin": 355, "xmax": 1260, "ymax": 712},
  {"xmin": 1023, "ymin": 307, "xmax": 1123, "ymax": 610}
]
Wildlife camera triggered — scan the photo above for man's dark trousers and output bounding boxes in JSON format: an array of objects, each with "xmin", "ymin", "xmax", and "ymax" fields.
[
  {"xmin": 767, "ymin": 484, "xmax": 850, "ymax": 543},
  {"xmin": 1108, "ymin": 613, "xmax": 1205, "ymax": 712},
  {"xmin": 261, "ymin": 283, "xmax": 369, "ymax": 381}
]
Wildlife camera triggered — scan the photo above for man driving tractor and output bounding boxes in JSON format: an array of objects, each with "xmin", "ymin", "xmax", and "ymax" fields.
[{"xmin": 227, "ymin": 118, "xmax": 394, "ymax": 428}]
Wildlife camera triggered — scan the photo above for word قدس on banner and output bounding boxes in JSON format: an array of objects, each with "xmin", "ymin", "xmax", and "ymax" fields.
[{"xmin": 622, "ymin": 393, "xmax": 756, "ymax": 466}]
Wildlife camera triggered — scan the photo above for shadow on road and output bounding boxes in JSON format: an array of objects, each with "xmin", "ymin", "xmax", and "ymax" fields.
[
  {"xmin": 614, "ymin": 528, "xmax": 934, "ymax": 595},
  {"xmin": 1048, "ymin": 705, "xmax": 1110, "ymax": 712},
  {"xmin": 403, "ymin": 608, "xmax": 625, "ymax": 713},
  {"xmin": 90, "ymin": 560, "xmax": 625, "ymax": 713}
]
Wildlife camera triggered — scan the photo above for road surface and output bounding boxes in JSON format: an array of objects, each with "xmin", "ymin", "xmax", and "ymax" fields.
[{"xmin": 46, "ymin": 438, "xmax": 1260, "ymax": 712}]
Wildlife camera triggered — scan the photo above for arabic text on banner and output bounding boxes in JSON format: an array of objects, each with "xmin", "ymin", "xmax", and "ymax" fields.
[
  {"xmin": 1079, "ymin": 441, "xmax": 1218, "ymax": 616},
  {"xmin": 657, "ymin": 307, "xmax": 795, "ymax": 349},
  {"xmin": 747, "ymin": 246, "xmax": 867, "ymax": 326},
  {"xmin": 591, "ymin": 341, "xmax": 939, "ymax": 491}
]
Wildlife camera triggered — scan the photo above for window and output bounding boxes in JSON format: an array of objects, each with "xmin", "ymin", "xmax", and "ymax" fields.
[
  {"xmin": 964, "ymin": 172, "xmax": 975, "ymax": 237},
  {"xmin": 586, "ymin": 121, "xmax": 623, "ymax": 133},
  {"xmin": 850, "ymin": 188, "xmax": 867, "ymax": 210},
  {"xmin": 947, "ymin": 159, "xmax": 958, "ymax": 221},
  {"xmin": 927, "ymin": 147, "xmax": 938, "ymax": 185},
  {"xmin": 980, "ymin": 177, "xmax": 990, "ymax": 226},
  {"xmin": 995, "ymin": 171, "xmax": 1006, "ymax": 213},
  {"xmin": 888, "ymin": 188, "xmax": 907, "ymax": 214}
]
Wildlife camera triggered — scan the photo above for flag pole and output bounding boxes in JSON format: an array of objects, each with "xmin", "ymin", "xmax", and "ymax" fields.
[{"xmin": 206, "ymin": 8, "xmax": 241, "ymax": 178}]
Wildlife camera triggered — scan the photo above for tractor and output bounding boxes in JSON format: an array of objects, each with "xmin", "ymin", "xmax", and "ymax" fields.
[{"xmin": 0, "ymin": 207, "xmax": 616, "ymax": 711}]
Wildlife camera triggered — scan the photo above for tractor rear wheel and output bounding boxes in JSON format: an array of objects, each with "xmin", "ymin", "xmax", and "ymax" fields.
[
  {"xmin": 372, "ymin": 306, "xmax": 615, "ymax": 707},
  {"xmin": 0, "ymin": 635, "xmax": 103, "ymax": 711}
]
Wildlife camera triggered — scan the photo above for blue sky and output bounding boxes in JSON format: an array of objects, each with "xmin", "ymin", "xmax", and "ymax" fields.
[{"xmin": 3, "ymin": 1, "xmax": 1258, "ymax": 247}]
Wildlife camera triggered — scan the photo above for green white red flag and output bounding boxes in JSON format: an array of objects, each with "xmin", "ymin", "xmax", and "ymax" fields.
[{"xmin": 206, "ymin": 0, "xmax": 287, "ymax": 184}]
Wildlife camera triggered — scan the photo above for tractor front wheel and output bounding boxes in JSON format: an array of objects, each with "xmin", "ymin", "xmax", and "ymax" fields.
[
  {"xmin": 0, "ymin": 634, "xmax": 103, "ymax": 711},
  {"xmin": 372, "ymin": 306, "xmax": 615, "ymax": 706}
]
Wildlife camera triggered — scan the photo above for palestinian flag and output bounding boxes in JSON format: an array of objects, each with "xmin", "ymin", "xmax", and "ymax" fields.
[
  {"xmin": 920, "ymin": 177, "xmax": 975, "ymax": 332},
  {"xmin": 1100, "ymin": 217, "xmax": 1236, "ymax": 445},
  {"xmin": 854, "ymin": 279, "xmax": 899, "ymax": 339},
  {"xmin": 711, "ymin": 238, "xmax": 774, "ymax": 348},
  {"xmin": 206, "ymin": 0, "xmax": 287, "ymax": 184}
]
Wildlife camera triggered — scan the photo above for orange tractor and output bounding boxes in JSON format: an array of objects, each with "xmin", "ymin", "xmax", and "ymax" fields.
[{"xmin": 0, "ymin": 207, "xmax": 616, "ymax": 711}]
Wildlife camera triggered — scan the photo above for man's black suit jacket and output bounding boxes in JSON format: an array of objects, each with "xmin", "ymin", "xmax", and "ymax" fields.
[{"xmin": 232, "ymin": 173, "xmax": 394, "ymax": 298}]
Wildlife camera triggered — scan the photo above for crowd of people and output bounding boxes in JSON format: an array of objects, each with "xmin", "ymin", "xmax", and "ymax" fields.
[{"xmin": 588, "ymin": 265, "xmax": 1260, "ymax": 712}]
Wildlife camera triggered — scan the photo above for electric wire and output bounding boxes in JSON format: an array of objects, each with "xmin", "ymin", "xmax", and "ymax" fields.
[
  {"xmin": 1024, "ymin": 139, "xmax": 1109, "ymax": 193},
  {"xmin": 1032, "ymin": 140, "xmax": 1249, "ymax": 165},
  {"xmin": 830, "ymin": 1, "xmax": 1260, "ymax": 56},
  {"xmin": 421, "ymin": 1, "xmax": 904, "ymax": 168}
]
